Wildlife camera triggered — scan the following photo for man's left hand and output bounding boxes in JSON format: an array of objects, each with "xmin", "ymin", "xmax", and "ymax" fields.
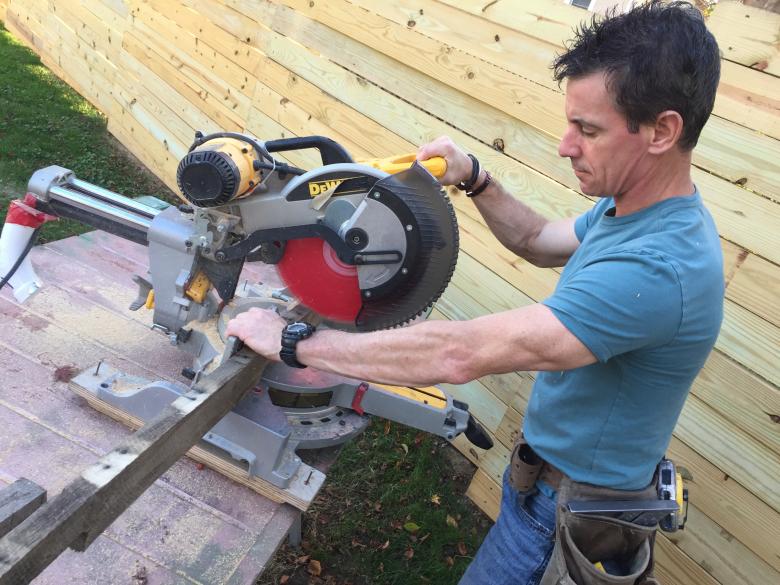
[{"xmin": 224, "ymin": 307, "xmax": 287, "ymax": 361}]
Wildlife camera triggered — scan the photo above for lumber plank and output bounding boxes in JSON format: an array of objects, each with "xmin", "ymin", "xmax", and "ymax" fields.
[
  {"xmin": 692, "ymin": 350, "xmax": 780, "ymax": 458},
  {"xmin": 707, "ymin": 0, "xmax": 780, "ymax": 74},
  {"xmin": 727, "ymin": 252, "xmax": 780, "ymax": 328},
  {"xmin": 717, "ymin": 299, "xmax": 780, "ymax": 388},
  {"xmin": 439, "ymin": 0, "xmax": 780, "ymax": 140},
  {"xmin": 121, "ymin": 28, "xmax": 245, "ymax": 131},
  {"xmin": 0, "ymin": 480, "xmax": 46, "ymax": 540},
  {"xmin": 0, "ymin": 349, "xmax": 270, "ymax": 584},
  {"xmin": 116, "ymin": 48, "xmax": 224, "ymax": 137},
  {"xmin": 664, "ymin": 505, "xmax": 780, "ymax": 585},
  {"xmin": 715, "ymin": 59, "xmax": 780, "ymax": 141},
  {"xmin": 354, "ymin": 0, "xmax": 780, "ymax": 199}
]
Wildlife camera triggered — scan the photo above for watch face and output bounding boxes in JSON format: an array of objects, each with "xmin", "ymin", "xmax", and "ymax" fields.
[{"xmin": 286, "ymin": 322, "xmax": 309, "ymax": 335}]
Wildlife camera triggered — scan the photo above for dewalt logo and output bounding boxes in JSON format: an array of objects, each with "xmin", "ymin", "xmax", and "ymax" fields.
[{"xmin": 307, "ymin": 176, "xmax": 360, "ymax": 197}]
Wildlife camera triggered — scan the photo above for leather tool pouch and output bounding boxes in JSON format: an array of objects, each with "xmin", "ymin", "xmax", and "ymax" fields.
[
  {"xmin": 509, "ymin": 435, "xmax": 543, "ymax": 492},
  {"xmin": 540, "ymin": 478, "xmax": 660, "ymax": 585}
]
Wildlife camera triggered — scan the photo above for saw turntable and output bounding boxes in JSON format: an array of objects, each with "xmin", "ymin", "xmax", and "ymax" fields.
[{"xmin": 3, "ymin": 132, "xmax": 492, "ymax": 495}]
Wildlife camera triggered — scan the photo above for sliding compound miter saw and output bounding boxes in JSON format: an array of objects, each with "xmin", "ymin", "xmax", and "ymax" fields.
[{"xmin": 2, "ymin": 132, "xmax": 492, "ymax": 490}]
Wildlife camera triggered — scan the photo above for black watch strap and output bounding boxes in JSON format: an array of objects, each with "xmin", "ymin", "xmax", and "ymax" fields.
[{"xmin": 280, "ymin": 322, "xmax": 316, "ymax": 368}]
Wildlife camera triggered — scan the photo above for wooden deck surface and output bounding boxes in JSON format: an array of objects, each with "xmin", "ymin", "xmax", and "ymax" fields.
[{"xmin": 0, "ymin": 231, "xmax": 298, "ymax": 585}]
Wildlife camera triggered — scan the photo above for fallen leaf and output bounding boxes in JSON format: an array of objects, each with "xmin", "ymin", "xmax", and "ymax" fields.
[
  {"xmin": 457, "ymin": 542, "xmax": 468, "ymax": 556},
  {"xmin": 446, "ymin": 515, "xmax": 458, "ymax": 528},
  {"xmin": 404, "ymin": 547, "xmax": 415, "ymax": 560},
  {"xmin": 374, "ymin": 502, "xmax": 382, "ymax": 512},
  {"xmin": 445, "ymin": 556, "xmax": 455, "ymax": 567},
  {"xmin": 401, "ymin": 443, "xmax": 409, "ymax": 455},
  {"xmin": 419, "ymin": 533, "xmax": 430, "ymax": 544},
  {"xmin": 280, "ymin": 576, "xmax": 290, "ymax": 584},
  {"xmin": 296, "ymin": 555, "xmax": 310, "ymax": 565},
  {"xmin": 380, "ymin": 540, "xmax": 390, "ymax": 550},
  {"xmin": 351, "ymin": 538, "xmax": 366, "ymax": 548},
  {"xmin": 403, "ymin": 521, "xmax": 420, "ymax": 534},
  {"xmin": 430, "ymin": 494, "xmax": 441, "ymax": 506},
  {"xmin": 414, "ymin": 432, "xmax": 424, "ymax": 446},
  {"xmin": 384, "ymin": 420, "xmax": 391, "ymax": 435},
  {"xmin": 308, "ymin": 559, "xmax": 322, "ymax": 576}
]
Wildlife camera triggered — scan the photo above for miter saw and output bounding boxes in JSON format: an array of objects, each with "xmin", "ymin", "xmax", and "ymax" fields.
[{"xmin": 1, "ymin": 132, "xmax": 492, "ymax": 490}]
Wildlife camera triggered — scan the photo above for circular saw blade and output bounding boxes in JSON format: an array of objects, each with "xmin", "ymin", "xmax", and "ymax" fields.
[
  {"xmin": 276, "ymin": 237, "xmax": 363, "ymax": 323},
  {"xmin": 277, "ymin": 163, "xmax": 459, "ymax": 331}
]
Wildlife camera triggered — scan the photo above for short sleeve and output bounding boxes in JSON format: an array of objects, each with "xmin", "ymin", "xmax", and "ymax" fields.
[
  {"xmin": 542, "ymin": 252, "xmax": 683, "ymax": 362},
  {"xmin": 574, "ymin": 198, "xmax": 612, "ymax": 242}
]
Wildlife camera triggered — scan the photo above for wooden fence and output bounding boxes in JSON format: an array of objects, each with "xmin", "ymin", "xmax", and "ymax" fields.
[{"xmin": 1, "ymin": 1, "xmax": 778, "ymax": 584}]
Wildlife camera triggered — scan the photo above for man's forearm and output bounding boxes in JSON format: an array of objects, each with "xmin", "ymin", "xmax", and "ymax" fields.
[
  {"xmin": 469, "ymin": 174, "xmax": 551, "ymax": 265},
  {"xmin": 295, "ymin": 319, "xmax": 475, "ymax": 387}
]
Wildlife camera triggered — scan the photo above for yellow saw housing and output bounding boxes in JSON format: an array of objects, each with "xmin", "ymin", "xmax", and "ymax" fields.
[{"xmin": 176, "ymin": 136, "xmax": 263, "ymax": 207}]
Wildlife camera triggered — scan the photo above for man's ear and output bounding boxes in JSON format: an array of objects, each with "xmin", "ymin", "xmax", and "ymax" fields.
[{"xmin": 648, "ymin": 110, "xmax": 684, "ymax": 155}]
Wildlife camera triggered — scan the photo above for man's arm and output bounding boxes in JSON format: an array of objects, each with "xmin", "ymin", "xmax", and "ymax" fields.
[
  {"xmin": 417, "ymin": 137, "xmax": 580, "ymax": 268},
  {"xmin": 224, "ymin": 304, "xmax": 597, "ymax": 387}
]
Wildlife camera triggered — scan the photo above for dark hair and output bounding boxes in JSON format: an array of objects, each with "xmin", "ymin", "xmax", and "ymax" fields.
[{"xmin": 552, "ymin": 1, "xmax": 720, "ymax": 150}]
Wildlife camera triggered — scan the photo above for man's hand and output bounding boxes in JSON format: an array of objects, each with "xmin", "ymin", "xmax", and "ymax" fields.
[
  {"xmin": 417, "ymin": 136, "xmax": 473, "ymax": 187},
  {"xmin": 224, "ymin": 307, "xmax": 287, "ymax": 361}
]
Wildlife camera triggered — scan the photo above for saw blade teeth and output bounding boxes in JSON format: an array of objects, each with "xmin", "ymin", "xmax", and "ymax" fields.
[{"xmin": 352, "ymin": 166, "xmax": 459, "ymax": 331}]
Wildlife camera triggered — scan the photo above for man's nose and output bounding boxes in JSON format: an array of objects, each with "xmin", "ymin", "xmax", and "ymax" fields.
[{"xmin": 558, "ymin": 127, "xmax": 580, "ymax": 158}]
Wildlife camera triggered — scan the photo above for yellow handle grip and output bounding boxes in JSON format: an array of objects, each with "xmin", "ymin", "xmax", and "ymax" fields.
[{"xmin": 358, "ymin": 153, "xmax": 447, "ymax": 178}]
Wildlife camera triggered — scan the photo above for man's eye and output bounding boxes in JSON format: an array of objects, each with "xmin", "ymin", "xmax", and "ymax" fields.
[{"xmin": 581, "ymin": 128, "xmax": 596, "ymax": 137}]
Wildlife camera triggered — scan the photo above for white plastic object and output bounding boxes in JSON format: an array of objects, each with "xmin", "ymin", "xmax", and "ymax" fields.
[{"xmin": 0, "ymin": 221, "xmax": 42, "ymax": 302}]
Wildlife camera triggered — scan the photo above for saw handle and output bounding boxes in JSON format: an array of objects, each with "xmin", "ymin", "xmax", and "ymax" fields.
[
  {"xmin": 359, "ymin": 154, "xmax": 447, "ymax": 179},
  {"xmin": 265, "ymin": 136, "xmax": 354, "ymax": 165}
]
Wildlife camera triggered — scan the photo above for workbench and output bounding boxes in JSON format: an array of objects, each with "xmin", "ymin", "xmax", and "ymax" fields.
[{"xmin": 0, "ymin": 231, "xmax": 305, "ymax": 584}]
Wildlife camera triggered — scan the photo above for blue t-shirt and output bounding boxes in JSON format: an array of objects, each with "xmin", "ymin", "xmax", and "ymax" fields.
[{"xmin": 524, "ymin": 191, "xmax": 724, "ymax": 490}]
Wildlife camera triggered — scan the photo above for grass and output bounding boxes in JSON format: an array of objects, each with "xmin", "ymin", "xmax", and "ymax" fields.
[
  {"xmin": 0, "ymin": 20, "xmax": 492, "ymax": 584},
  {"xmin": 0, "ymin": 22, "xmax": 174, "ymax": 242},
  {"xmin": 259, "ymin": 422, "xmax": 491, "ymax": 585}
]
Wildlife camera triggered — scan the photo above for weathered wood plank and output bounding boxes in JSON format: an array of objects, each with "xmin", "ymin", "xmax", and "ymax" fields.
[
  {"xmin": 0, "ymin": 349, "xmax": 270, "ymax": 584},
  {"xmin": 0, "ymin": 480, "xmax": 46, "ymax": 540}
]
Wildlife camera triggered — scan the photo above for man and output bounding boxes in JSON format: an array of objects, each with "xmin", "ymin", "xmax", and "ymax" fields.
[{"xmin": 227, "ymin": 2, "xmax": 723, "ymax": 582}]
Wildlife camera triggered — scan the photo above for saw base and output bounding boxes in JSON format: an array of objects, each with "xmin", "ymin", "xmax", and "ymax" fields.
[{"xmin": 68, "ymin": 363, "xmax": 366, "ymax": 511}]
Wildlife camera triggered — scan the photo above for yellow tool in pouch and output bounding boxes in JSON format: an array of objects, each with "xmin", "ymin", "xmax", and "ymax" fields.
[{"xmin": 358, "ymin": 153, "xmax": 447, "ymax": 179}]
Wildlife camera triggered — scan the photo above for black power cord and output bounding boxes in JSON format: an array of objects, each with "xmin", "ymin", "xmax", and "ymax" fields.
[{"xmin": 0, "ymin": 226, "xmax": 42, "ymax": 292}]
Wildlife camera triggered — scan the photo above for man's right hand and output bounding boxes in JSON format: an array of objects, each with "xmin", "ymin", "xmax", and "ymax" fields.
[{"xmin": 417, "ymin": 136, "xmax": 475, "ymax": 187}]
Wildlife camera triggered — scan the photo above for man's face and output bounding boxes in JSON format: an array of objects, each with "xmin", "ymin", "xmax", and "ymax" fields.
[{"xmin": 558, "ymin": 72, "xmax": 653, "ymax": 198}]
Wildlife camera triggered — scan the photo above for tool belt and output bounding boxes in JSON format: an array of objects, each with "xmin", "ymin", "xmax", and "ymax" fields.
[{"xmin": 509, "ymin": 436, "xmax": 660, "ymax": 585}]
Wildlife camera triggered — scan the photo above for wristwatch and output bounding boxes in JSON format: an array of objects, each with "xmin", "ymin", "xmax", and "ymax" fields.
[{"xmin": 279, "ymin": 321, "xmax": 316, "ymax": 368}]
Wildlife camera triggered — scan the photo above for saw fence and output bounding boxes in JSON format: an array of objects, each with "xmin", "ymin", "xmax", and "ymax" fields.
[{"xmin": 0, "ymin": 1, "xmax": 778, "ymax": 584}]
